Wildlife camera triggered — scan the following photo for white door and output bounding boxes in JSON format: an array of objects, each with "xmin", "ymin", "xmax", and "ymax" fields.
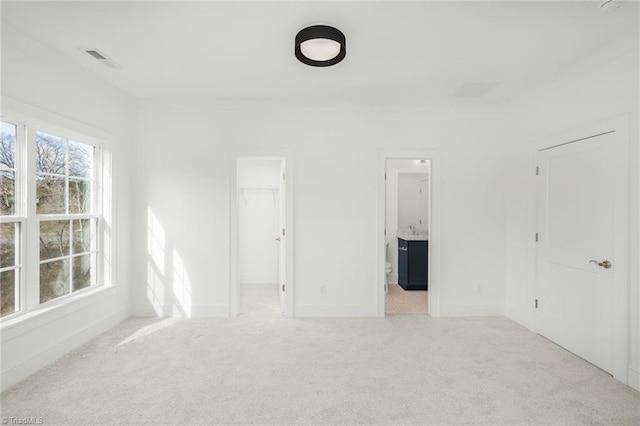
[
  {"xmin": 278, "ymin": 160, "xmax": 286, "ymax": 313},
  {"xmin": 536, "ymin": 132, "xmax": 615, "ymax": 373}
]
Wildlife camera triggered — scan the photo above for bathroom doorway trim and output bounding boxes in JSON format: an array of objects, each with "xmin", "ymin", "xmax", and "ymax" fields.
[
  {"xmin": 378, "ymin": 150, "xmax": 442, "ymax": 317},
  {"xmin": 229, "ymin": 149, "xmax": 294, "ymax": 317}
]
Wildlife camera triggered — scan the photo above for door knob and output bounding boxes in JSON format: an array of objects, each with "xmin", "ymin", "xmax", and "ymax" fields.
[
  {"xmin": 275, "ymin": 237, "xmax": 281, "ymax": 241},
  {"xmin": 589, "ymin": 260, "xmax": 612, "ymax": 269}
]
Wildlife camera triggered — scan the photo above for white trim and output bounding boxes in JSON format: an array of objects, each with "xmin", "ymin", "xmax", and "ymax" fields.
[
  {"xmin": 239, "ymin": 274, "xmax": 280, "ymax": 285},
  {"xmin": 0, "ymin": 103, "xmax": 116, "ymax": 321},
  {"xmin": 629, "ymin": 367, "xmax": 640, "ymax": 391},
  {"xmin": 36, "ymin": 214, "xmax": 100, "ymax": 220},
  {"xmin": 1, "ymin": 96, "xmax": 116, "ymax": 144},
  {"xmin": 295, "ymin": 304, "xmax": 377, "ymax": 318},
  {"xmin": 229, "ymin": 149, "xmax": 294, "ymax": 317},
  {"xmin": 440, "ymin": 305, "xmax": 505, "ymax": 317},
  {"xmin": 0, "ymin": 285, "xmax": 118, "ymax": 337},
  {"xmin": 129, "ymin": 304, "xmax": 228, "ymax": 318},
  {"xmin": 378, "ymin": 150, "xmax": 442, "ymax": 317},
  {"xmin": 529, "ymin": 113, "xmax": 630, "ymax": 385}
]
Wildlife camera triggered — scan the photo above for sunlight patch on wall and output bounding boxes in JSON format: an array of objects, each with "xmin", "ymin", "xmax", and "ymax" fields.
[
  {"xmin": 147, "ymin": 206, "xmax": 165, "ymax": 315},
  {"xmin": 172, "ymin": 249, "xmax": 192, "ymax": 317},
  {"xmin": 100, "ymin": 150, "xmax": 113, "ymax": 284},
  {"xmin": 147, "ymin": 206, "xmax": 165, "ymax": 275},
  {"xmin": 146, "ymin": 262, "xmax": 164, "ymax": 315}
]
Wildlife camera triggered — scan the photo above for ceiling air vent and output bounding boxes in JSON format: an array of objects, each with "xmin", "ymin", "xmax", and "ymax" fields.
[{"xmin": 82, "ymin": 48, "xmax": 120, "ymax": 69}]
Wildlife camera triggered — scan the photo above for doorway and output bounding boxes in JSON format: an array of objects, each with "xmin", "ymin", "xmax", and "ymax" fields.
[
  {"xmin": 385, "ymin": 160, "xmax": 430, "ymax": 314},
  {"xmin": 237, "ymin": 159, "xmax": 282, "ymax": 316},
  {"xmin": 230, "ymin": 152, "xmax": 293, "ymax": 317},
  {"xmin": 378, "ymin": 150, "xmax": 441, "ymax": 317}
]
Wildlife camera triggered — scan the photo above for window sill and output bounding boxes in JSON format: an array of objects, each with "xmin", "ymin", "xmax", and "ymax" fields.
[{"xmin": 0, "ymin": 284, "xmax": 119, "ymax": 340}]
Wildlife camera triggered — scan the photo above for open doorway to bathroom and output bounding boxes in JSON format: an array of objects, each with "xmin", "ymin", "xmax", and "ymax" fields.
[
  {"xmin": 236, "ymin": 158, "xmax": 285, "ymax": 317},
  {"xmin": 384, "ymin": 159, "xmax": 430, "ymax": 315}
]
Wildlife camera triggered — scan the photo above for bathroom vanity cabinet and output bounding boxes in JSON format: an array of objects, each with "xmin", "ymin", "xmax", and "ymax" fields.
[{"xmin": 397, "ymin": 237, "xmax": 428, "ymax": 291}]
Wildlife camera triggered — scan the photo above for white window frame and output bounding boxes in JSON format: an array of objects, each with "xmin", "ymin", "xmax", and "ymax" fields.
[
  {"xmin": 0, "ymin": 121, "xmax": 26, "ymax": 318},
  {"xmin": 0, "ymin": 108, "xmax": 114, "ymax": 322}
]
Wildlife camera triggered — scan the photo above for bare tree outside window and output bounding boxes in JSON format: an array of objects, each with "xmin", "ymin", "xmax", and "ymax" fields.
[
  {"xmin": 1, "ymin": 121, "xmax": 19, "ymax": 317},
  {"xmin": 0, "ymin": 123, "xmax": 16, "ymax": 215},
  {"xmin": 36, "ymin": 132, "xmax": 96, "ymax": 303},
  {"xmin": 0, "ymin": 223, "xmax": 17, "ymax": 316},
  {"xmin": 1, "ymin": 118, "xmax": 105, "ymax": 317}
]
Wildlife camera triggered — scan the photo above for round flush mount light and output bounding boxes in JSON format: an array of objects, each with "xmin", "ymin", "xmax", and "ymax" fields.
[
  {"xmin": 600, "ymin": 0, "xmax": 622, "ymax": 11},
  {"xmin": 295, "ymin": 25, "xmax": 346, "ymax": 67}
]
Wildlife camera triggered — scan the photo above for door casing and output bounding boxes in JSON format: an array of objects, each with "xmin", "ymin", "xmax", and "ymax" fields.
[
  {"xmin": 531, "ymin": 114, "xmax": 630, "ymax": 384},
  {"xmin": 378, "ymin": 150, "xmax": 442, "ymax": 317},
  {"xmin": 230, "ymin": 149, "xmax": 294, "ymax": 317}
]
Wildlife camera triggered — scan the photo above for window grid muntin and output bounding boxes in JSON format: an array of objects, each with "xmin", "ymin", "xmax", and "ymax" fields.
[
  {"xmin": 0, "ymin": 114, "xmax": 107, "ymax": 320},
  {"xmin": 35, "ymin": 132, "xmax": 98, "ymax": 303},
  {"xmin": 1, "ymin": 121, "xmax": 19, "ymax": 217},
  {"xmin": 39, "ymin": 218, "xmax": 98, "ymax": 262},
  {"xmin": 0, "ymin": 220, "xmax": 22, "ymax": 316},
  {"xmin": 0, "ymin": 120, "xmax": 24, "ymax": 318},
  {"xmin": 35, "ymin": 132, "xmax": 95, "ymax": 216}
]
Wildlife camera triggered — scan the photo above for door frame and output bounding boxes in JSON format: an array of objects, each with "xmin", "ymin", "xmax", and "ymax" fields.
[
  {"xmin": 377, "ymin": 150, "xmax": 442, "ymax": 317},
  {"xmin": 530, "ymin": 114, "xmax": 630, "ymax": 384},
  {"xmin": 229, "ymin": 149, "xmax": 294, "ymax": 317}
]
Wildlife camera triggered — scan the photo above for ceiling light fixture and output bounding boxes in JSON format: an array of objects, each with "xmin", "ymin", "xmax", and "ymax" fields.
[
  {"xmin": 295, "ymin": 25, "xmax": 346, "ymax": 67},
  {"xmin": 600, "ymin": 0, "xmax": 622, "ymax": 11}
]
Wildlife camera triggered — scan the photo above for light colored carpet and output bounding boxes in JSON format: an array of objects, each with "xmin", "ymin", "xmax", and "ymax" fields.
[
  {"xmin": 385, "ymin": 283, "xmax": 428, "ymax": 315},
  {"xmin": 2, "ymin": 316, "xmax": 639, "ymax": 425}
]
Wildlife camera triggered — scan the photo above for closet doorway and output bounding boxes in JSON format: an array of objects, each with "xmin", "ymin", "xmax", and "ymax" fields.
[
  {"xmin": 238, "ymin": 159, "xmax": 282, "ymax": 316},
  {"xmin": 230, "ymin": 152, "xmax": 294, "ymax": 317}
]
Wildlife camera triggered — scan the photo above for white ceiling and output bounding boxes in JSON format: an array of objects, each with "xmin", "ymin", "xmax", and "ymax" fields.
[{"xmin": 1, "ymin": 1, "xmax": 638, "ymax": 109}]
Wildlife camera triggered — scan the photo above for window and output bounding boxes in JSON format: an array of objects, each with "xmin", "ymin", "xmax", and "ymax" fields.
[
  {"xmin": 1, "ymin": 121, "xmax": 22, "ymax": 317},
  {"xmin": 0, "ymin": 116, "xmax": 109, "ymax": 320},
  {"xmin": 37, "ymin": 132, "xmax": 98, "ymax": 303}
]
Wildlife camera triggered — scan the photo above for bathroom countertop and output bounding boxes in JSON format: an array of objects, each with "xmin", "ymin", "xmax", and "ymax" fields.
[{"xmin": 397, "ymin": 234, "xmax": 428, "ymax": 241}]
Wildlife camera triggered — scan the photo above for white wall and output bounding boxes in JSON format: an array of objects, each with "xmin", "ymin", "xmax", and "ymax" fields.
[
  {"xmin": 0, "ymin": 25, "xmax": 132, "ymax": 391},
  {"xmin": 504, "ymin": 47, "xmax": 640, "ymax": 389},
  {"xmin": 385, "ymin": 160, "xmax": 430, "ymax": 283},
  {"xmin": 1, "ymin": 9, "xmax": 636, "ymax": 393},
  {"xmin": 238, "ymin": 160, "xmax": 280, "ymax": 284},
  {"xmin": 131, "ymin": 105, "xmax": 510, "ymax": 317}
]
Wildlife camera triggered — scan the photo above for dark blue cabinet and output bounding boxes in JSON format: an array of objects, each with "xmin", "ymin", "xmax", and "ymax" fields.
[{"xmin": 397, "ymin": 238, "xmax": 428, "ymax": 291}]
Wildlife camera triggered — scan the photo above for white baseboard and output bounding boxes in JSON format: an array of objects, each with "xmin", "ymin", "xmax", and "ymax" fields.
[
  {"xmin": 1, "ymin": 308, "xmax": 127, "ymax": 392},
  {"xmin": 439, "ymin": 304, "xmax": 505, "ymax": 317},
  {"xmin": 629, "ymin": 367, "xmax": 640, "ymax": 391},
  {"xmin": 239, "ymin": 274, "xmax": 278, "ymax": 284},
  {"xmin": 505, "ymin": 305, "xmax": 534, "ymax": 331},
  {"xmin": 129, "ymin": 304, "xmax": 159, "ymax": 317},
  {"xmin": 295, "ymin": 304, "xmax": 377, "ymax": 317},
  {"xmin": 130, "ymin": 304, "xmax": 229, "ymax": 318}
]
